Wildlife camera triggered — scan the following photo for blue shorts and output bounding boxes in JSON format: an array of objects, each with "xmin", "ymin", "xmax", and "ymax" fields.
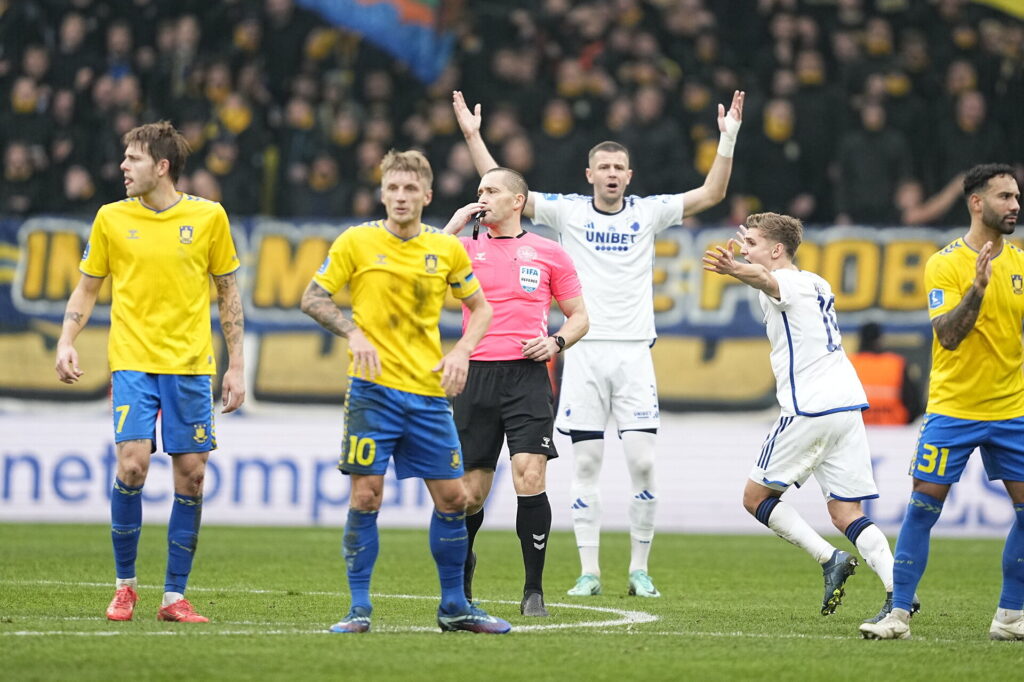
[
  {"xmin": 111, "ymin": 371, "xmax": 216, "ymax": 454},
  {"xmin": 911, "ymin": 413, "xmax": 1024, "ymax": 483},
  {"xmin": 340, "ymin": 378, "xmax": 463, "ymax": 480}
]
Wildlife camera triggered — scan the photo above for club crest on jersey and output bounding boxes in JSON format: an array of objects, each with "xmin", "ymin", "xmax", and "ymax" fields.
[
  {"xmin": 424, "ymin": 253, "xmax": 438, "ymax": 273},
  {"xmin": 1013, "ymin": 274, "xmax": 1023, "ymax": 295},
  {"xmin": 449, "ymin": 449, "xmax": 461, "ymax": 470},
  {"xmin": 516, "ymin": 245, "xmax": 537, "ymax": 262},
  {"xmin": 192, "ymin": 423, "xmax": 209, "ymax": 444},
  {"xmin": 928, "ymin": 289, "xmax": 944, "ymax": 309},
  {"xmin": 179, "ymin": 225, "xmax": 193, "ymax": 244},
  {"xmin": 519, "ymin": 266, "xmax": 540, "ymax": 292}
]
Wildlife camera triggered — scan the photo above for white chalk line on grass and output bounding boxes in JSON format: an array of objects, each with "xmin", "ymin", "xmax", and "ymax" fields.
[{"xmin": 0, "ymin": 579, "xmax": 656, "ymax": 635}]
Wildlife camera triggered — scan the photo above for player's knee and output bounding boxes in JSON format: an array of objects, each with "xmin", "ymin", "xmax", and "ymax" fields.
[
  {"xmin": 117, "ymin": 461, "xmax": 149, "ymax": 486},
  {"xmin": 435, "ymin": 488, "xmax": 467, "ymax": 514},
  {"xmin": 515, "ymin": 468, "xmax": 545, "ymax": 496},
  {"xmin": 574, "ymin": 456, "xmax": 601, "ymax": 481},
  {"xmin": 742, "ymin": 489, "xmax": 766, "ymax": 516},
  {"xmin": 464, "ymin": 488, "xmax": 487, "ymax": 513}
]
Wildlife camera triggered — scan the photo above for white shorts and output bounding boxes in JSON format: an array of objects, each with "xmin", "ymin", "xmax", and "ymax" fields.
[
  {"xmin": 555, "ymin": 340, "xmax": 660, "ymax": 433},
  {"xmin": 750, "ymin": 410, "xmax": 879, "ymax": 501}
]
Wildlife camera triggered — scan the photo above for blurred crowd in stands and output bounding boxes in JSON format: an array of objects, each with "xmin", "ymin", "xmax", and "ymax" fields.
[{"xmin": 0, "ymin": 0, "xmax": 1021, "ymax": 225}]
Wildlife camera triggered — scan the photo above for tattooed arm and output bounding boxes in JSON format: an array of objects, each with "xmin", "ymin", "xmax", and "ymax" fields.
[
  {"xmin": 214, "ymin": 272, "xmax": 246, "ymax": 412},
  {"xmin": 932, "ymin": 241, "xmax": 993, "ymax": 351},
  {"xmin": 300, "ymin": 281, "xmax": 381, "ymax": 380},
  {"xmin": 56, "ymin": 273, "xmax": 104, "ymax": 383}
]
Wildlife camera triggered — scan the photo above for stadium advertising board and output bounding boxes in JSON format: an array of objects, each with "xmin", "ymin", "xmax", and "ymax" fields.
[
  {"xmin": 0, "ymin": 413, "xmax": 1014, "ymax": 535},
  {"xmin": 1, "ymin": 217, "xmax": 971, "ymax": 409}
]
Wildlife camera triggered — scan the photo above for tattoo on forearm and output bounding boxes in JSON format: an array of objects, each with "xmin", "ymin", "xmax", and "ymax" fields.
[
  {"xmin": 64, "ymin": 311, "xmax": 83, "ymax": 327},
  {"xmin": 934, "ymin": 286, "xmax": 983, "ymax": 349},
  {"xmin": 215, "ymin": 274, "xmax": 245, "ymax": 354},
  {"xmin": 302, "ymin": 286, "xmax": 357, "ymax": 337}
]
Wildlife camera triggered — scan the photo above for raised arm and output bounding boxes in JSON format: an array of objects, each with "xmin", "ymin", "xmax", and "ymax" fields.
[
  {"xmin": 681, "ymin": 90, "xmax": 745, "ymax": 219},
  {"xmin": 932, "ymin": 241, "xmax": 992, "ymax": 351},
  {"xmin": 55, "ymin": 273, "xmax": 104, "ymax": 383},
  {"xmin": 213, "ymin": 272, "xmax": 246, "ymax": 413},
  {"xmin": 452, "ymin": 90, "xmax": 500, "ymax": 176},
  {"xmin": 702, "ymin": 238, "xmax": 780, "ymax": 299},
  {"xmin": 300, "ymin": 281, "xmax": 381, "ymax": 380}
]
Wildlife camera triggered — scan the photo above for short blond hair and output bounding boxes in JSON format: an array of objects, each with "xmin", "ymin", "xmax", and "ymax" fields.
[
  {"xmin": 380, "ymin": 149, "xmax": 433, "ymax": 189},
  {"xmin": 746, "ymin": 212, "xmax": 803, "ymax": 259}
]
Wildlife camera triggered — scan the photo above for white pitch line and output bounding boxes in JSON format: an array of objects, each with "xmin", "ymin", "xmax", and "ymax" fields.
[{"xmin": 0, "ymin": 579, "xmax": 657, "ymax": 635}]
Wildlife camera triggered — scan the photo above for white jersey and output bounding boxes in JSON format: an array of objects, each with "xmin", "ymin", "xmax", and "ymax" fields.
[
  {"xmin": 533, "ymin": 192, "xmax": 683, "ymax": 340},
  {"xmin": 759, "ymin": 269, "xmax": 868, "ymax": 417}
]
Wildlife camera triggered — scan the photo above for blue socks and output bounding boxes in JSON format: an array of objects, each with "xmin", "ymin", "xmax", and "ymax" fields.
[
  {"xmin": 343, "ymin": 509, "xmax": 380, "ymax": 612},
  {"xmin": 165, "ymin": 493, "xmax": 203, "ymax": 594},
  {"xmin": 430, "ymin": 508, "xmax": 470, "ymax": 614},
  {"xmin": 999, "ymin": 503, "xmax": 1024, "ymax": 610},
  {"xmin": 111, "ymin": 478, "xmax": 143, "ymax": 579},
  {"xmin": 893, "ymin": 490, "xmax": 943, "ymax": 611}
]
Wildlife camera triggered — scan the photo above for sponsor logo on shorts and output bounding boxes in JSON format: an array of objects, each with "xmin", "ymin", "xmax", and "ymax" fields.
[{"xmin": 519, "ymin": 266, "xmax": 540, "ymax": 292}]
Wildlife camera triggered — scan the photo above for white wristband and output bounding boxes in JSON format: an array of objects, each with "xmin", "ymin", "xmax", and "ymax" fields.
[
  {"xmin": 717, "ymin": 114, "xmax": 742, "ymax": 158},
  {"xmin": 717, "ymin": 134, "xmax": 736, "ymax": 158}
]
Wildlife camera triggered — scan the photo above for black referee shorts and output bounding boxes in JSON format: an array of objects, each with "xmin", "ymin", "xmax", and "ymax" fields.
[{"xmin": 453, "ymin": 359, "xmax": 559, "ymax": 471}]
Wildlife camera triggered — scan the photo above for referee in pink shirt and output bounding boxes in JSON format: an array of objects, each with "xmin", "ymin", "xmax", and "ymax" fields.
[{"xmin": 444, "ymin": 167, "xmax": 590, "ymax": 617}]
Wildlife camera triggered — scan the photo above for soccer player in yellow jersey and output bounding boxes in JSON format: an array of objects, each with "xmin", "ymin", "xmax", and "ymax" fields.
[
  {"xmin": 299, "ymin": 149, "xmax": 510, "ymax": 634},
  {"xmin": 55, "ymin": 122, "xmax": 245, "ymax": 624},
  {"xmin": 862, "ymin": 163, "xmax": 1024, "ymax": 641}
]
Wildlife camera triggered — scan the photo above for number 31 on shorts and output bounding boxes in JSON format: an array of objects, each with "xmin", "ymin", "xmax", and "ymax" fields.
[
  {"xmin": 347, "ymin": 436, "xmax": 377, "ymax": 466},
  {"xmin": 917, "ymin": 443, "xmax": 949, "ymax": 477}
]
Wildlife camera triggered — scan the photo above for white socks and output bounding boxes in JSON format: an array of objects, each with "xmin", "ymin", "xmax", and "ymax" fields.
[
  {"xmin": 162, "ymin": 591, "xmax": 184, "ymax": 607},
  {"xmin": 854, "ymin": 523, "xmax": 895, "ymax": 591},
  {"xmin": 766, "ymin": 500, "xmax": 835, "ymax": 564},
  {"xmin": 116, "ymin": 577, "xmax": 137, "ymax": 589}
]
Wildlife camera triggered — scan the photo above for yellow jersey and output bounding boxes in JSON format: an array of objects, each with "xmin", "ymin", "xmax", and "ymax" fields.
[
  {"xmin": 925, "ymin": 238, "xmax": 1024, "ymax": 420},
  {"xmin": 80, "ymin": 194, "xmax": 239, "ymax": 375},
  {"xmin": 313, "ymin": 221, "xmax": 480, "ymax": 397}
]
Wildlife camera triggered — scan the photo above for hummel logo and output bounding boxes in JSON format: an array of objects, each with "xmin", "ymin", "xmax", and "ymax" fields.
[
  {"xmin": 474, "ymin": 252, "xmax": 486, "ymax": 261},
  {"xmin": 532, "ymin": 533, "xmax": 546, "ymax": 550},
  {"xmin": 540, "ymin": 436, "xmax": 551, "ymax": 448}
]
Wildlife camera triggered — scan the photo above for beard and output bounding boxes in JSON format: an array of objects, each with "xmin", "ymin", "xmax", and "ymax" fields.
[{"xmin": 981, "ymin": 203, "xmax": 1016, "ymax": 234}]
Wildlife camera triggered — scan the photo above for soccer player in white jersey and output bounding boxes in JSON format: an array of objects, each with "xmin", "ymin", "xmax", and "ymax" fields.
[
  {"xmin": 703, "ymin": 212, "xmax": 903, "ymax": 619},
  {"xmin": 453, "ymin": 88, "xmax": 743, "ymax": 598}
]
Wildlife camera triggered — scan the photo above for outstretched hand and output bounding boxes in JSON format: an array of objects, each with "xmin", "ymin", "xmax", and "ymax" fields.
[
  {"xmin": 718, "ymin": 90, "xmax": 745, "ymax": 135},
  {"xmin": 702, "ymin": 239, "xmax": 742, "ymax": 276},
  {"xmin": 452, "ymin": 90, "xmax": 482, "ymax": 138}
]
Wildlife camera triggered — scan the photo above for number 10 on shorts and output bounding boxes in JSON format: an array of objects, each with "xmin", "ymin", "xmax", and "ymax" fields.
[
  {"xmin": 347, "ymin": 436, "xmax": 377, "ymax": 466},
  {"xmin": 918, "ymin": 443, "xmax": 949, "ymax": 477}
]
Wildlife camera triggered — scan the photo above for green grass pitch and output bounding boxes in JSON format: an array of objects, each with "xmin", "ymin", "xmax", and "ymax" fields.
[{"xmin": 2, "ymin": 523, "xmax": 1023, "ymax": 680}]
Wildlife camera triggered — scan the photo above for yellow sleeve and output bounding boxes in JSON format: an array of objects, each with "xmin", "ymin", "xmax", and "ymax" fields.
[
  {"xmin": 312, "ymin": 229, "xmax": 354, "ymax": 295},
  {"xmin": 80, "ymin": 207, "xmax": 110, "ymax": 278},
  {"xmin": 925, "ymin": 251, "xmax": 963, "ymax": 320},
  {"xmin": 447, "ymin": 237, "xmax": 480, "ymax": 300},
  {"xmin": 208, "ymin": 204, "xmax": 240, "ymax": 276}
]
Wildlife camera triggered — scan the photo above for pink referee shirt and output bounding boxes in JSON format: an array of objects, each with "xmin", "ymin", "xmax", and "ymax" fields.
[{"xmin": 460, "ymin": 231, "xmax": 582, "ymax": 361}]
